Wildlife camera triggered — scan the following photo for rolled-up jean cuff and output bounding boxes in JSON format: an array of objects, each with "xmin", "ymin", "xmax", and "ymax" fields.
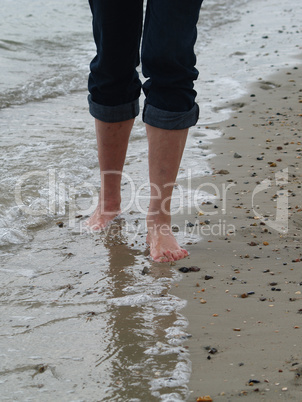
[
  {"xmin": 142, "ymin": 102, "xmax": 199, "ymax": 130},
  {"xmin": 88, "ymin": 95, "xmax": 140, "ymax": 122}
]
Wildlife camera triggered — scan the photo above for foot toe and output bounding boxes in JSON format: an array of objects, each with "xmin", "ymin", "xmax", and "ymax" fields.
[
  {"xmin": 163, "ymin": 250, "xmax": 175, "ymax": 262},
  {"xmin": 153, "ymin": 255, "xmax": 170, "ymax": 263},
  {"xmin": 171, "ymin": 250, "xmax": 185, "ymax": 261}
]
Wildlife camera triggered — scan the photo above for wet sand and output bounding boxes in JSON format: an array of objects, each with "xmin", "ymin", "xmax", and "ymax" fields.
[
  {"xmin": 172, "ymin": 62, "xmax": 302, "ymax": 401},
  {"xmin": 1, "ymin": 64, "xmax": 301, "ymax": 401}
]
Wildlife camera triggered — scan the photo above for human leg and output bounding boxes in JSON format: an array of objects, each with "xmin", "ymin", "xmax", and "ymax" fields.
[
  {"xmin": 85, "ymin": 118, "xmax": 134, "ymax": 230},
  {"xmin": 142, "ymin": 0, "xmax": 203, "ymax": 261},
  {"xmin": 142, "ymin": 0, "xmax": 203, "ymax": 129},
  {"xmin": 146, "ymin": 124, "xmax": 189, "ymax": 262},
  {"xmin": 86, "ymin": 0, "xmax": 143, "ymax": 229},
  {"xmin": 88, "ymin": 0, "xmax": 144, "ymax": 118}
]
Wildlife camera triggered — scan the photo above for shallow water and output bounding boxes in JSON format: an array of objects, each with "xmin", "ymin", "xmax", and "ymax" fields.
[{"xmin": 0, "ymin": 0, "xmax": 301, "ymax": 400}]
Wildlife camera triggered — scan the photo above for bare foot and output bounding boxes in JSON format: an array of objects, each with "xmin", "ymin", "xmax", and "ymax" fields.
[
  {"xmin": 85, "ymin": 204, "xmax": 121, "ymax": 231},
  {"xmin": 146, "ymin": 221, "xmax": 188, "ymax": 263}
]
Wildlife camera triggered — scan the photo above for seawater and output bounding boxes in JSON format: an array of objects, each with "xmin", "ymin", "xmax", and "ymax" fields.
[{"xmin": 0, "ymin": 0, "xmax": 301, "ymax": 400}]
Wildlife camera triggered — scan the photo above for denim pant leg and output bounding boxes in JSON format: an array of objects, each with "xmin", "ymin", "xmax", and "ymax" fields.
[
  {"xmin": 142, "ymin": 0, "xmax": 203, "ymax": 130},
  {"xmin": 88, "ymin": 0, "xmax": 143, "ymax": 122}
]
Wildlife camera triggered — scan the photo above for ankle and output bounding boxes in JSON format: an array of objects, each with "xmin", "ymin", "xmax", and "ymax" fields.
[
  {"xmin": 97, "ymin": 196, "xmax": 121, "ymax": 213},
  {"xmin": 146, "ymin": 216, "xmax": 172, "ymax": 236},
  {"xmin": 147, "ymin": 213, "xmax": 170, "ymax": 224}
]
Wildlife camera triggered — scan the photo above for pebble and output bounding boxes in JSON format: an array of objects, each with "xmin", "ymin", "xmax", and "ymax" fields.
[
  {"xmin": 248, "ymin": 379, "xmax": 260, "ymax": 385},
  {"xmin": 141, "ymin": 267, "xmax": 150, "ymax": 275},
  {"xmin": 248, "ymin": 241, "xmax": 259, "ymax": 246},
  {"xmin": 234, "ymin": 152, "xmax": 242, "ymax": 158},
  {"xmin": 179, "ymin": 266, "xmax": 201, "ymax": 273},
  {"xmin": 187, "ymin": 222, "xmax": 195, "ymax": 227},
  {"xmin": 216, "ymin": 169, "xmax": 230, "ymax": 175},
  {"xmin": 196, "ymin": 397, "xmax": 212, "ymax": 402},
  {"xmin": 179, "ymin": 267, "xmax": 189, "ymax": 273},
  {"xmin": 205, "ymin": 275, "xmax": 214, "ymax": 280}
]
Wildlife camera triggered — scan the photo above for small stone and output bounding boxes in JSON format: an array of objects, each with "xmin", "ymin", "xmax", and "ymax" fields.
[
  {"xmin": 179, "ymin": 267, "xmax": 190, "ymax": 273},
  {"xmin": 248, "ymin": 379, "xmax": 260, "ymax": 384},
  {"xmin": 234, "ymin": 152, "xmax": 242, "ymax": 158},
  {"xmin": 189, "ymin": 266, "xmax": 201, "ymax": 272},
  {"xmin": 200, "ymin": 298, "xmax": 207, "ymax": 304},
  {"xmin": 205, "ymin": 275, "xmax": 213, "ymax": 280},
  {"xmin": 142, "ymin": 267, "xmax": 150, "ymax": 275},
  {"xmin": 248, "ymin": 241, "xmax": 259, "ymax": 246},
  {"xmin": 196, "ymin": 397, "xmax": 213, "ymax": 402},
  {"xmin": 216, "ymin": 169, "xmax": 229, "ymax": 175}
]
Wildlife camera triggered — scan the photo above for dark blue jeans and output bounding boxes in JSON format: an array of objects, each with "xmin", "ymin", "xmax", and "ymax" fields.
[{"xmin": 88, "ymin": 0, "xmax": 203, "ymax": 130}]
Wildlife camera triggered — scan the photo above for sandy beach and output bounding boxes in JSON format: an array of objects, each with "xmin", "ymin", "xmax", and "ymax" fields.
[
  {"xmin": 172, "ymin": 62, "xmax": 302, "ymax": 401},
  {"xmin": 1, "ymin": 63, "xmax": 300, "ymax": 401},
  {"xmin": 1, "ymin": 0, "xmax": 302, "ymax": 400}
]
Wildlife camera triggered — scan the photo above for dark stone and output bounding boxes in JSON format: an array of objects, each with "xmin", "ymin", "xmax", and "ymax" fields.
[{"xmin": 179, "ymin": 267, "xmax": 190, "ymax": 273}]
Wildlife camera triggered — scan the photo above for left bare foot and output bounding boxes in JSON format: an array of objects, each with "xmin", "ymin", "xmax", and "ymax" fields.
[{"xmin": 146, "ymin": 220, "xmax": 188, "ymax": 263}]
